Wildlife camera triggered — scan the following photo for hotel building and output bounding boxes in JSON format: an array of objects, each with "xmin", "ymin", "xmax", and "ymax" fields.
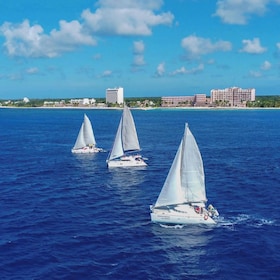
[
  {"xmin": 211, "ymin": 87, "xmax": 255, "ymax": 107},
  {"xmin": 161, "ymin": 94, "xmax": 208, "ymax": 107},
  {"xmin": 106, "ymin": 87, "xmax": 124, "ymax": 104}
]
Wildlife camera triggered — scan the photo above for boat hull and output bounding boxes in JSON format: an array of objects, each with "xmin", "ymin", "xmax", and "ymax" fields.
[
  {"xmin": 107, "ymin": 155, "xmax": 147, "ymax": 168},
  {"xmin": 150, "ymin": 204, "xmax": 216, "ymax": 225},
  {"xmin": 71, "ymin": 147, "xmax": 102, "ymax": 154}
]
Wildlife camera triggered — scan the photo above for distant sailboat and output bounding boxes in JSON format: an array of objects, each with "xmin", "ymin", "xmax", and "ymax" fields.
[
  {"xmin": 150, "ymin": 123, "xmax": 219, "ymax": 225},
  {"xmin": 71, "ymin": 114, "xmax": 102, "ymax": 154},
  {"xmin": 106, "ymin": 105, "xmax": 147, "ymax": 167}
]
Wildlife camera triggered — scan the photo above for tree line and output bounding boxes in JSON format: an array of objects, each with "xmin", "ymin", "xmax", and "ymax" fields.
[
  {"xmin": 247, "ymin": 96, "xmax": 280, "ymax": 108},
  {"xmin": 2, "ymin": 96, "xmax": 280, "ymax": 108}
]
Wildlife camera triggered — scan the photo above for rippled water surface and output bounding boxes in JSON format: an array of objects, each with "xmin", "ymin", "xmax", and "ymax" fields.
[{"xmin": 1, "ymin": 108, "xmax": 279, "ymax": 279}]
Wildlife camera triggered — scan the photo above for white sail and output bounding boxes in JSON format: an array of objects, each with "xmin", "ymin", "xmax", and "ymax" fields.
[
  {"xmin": 122, "ymin": 105, "xmax": 140, "ymax": 152},
  {"xmin": 155, "ymin": 123, "xmax": 206, "ymax": 207},
  {"xmin": 108, "ymin": 105, "xmax": 140, "ymax": 161},
  {"xmin": 182, "ymin": 125, "xmax": 206, "ymax": 203},
  {"xmin": 155, "ymin": 141, "xmax": 185, "ymax": 207},
  {"xmin": 72, "ymin": 114, "xmax": 97, "ymax": 150},
  {"xmin": 83, "ymin": 114, "xmax": 96, "ymax": 146},
  {"xmin": 108, "ymin": 119, "xmax": 124, "ymax": 160},
  {"xmin": 73, "ymin": 123, "xmax": 86, "ymax": 150}
]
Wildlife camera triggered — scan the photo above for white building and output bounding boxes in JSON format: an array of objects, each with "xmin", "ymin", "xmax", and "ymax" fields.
[
  {"xmin": 82, "ymin": 98, "xmax": 96, "ymax": 105},
  {"xmin": 69, "ymin": 98, "xmax": 96, "ymax": 106},
  {"xmin": 106, "ymin": 87, "xmax": 124, "ymax": 104}
]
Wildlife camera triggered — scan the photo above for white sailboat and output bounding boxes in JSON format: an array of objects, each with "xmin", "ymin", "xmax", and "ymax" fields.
[
  {"xmin": 150, "ymin": 123, "xmax": 219, "ymax": 225},
  {"xmin": 106, "ymin": 105, "xmax": 147, "ymax": 168},
  {"xmin": 71, "ymin": 114, "xmax": 102, "ymax": 154}
]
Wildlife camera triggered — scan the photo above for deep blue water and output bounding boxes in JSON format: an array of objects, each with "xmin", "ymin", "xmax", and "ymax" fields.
[{"xmin": 1, "ymin": 108, "xmax": 280, "ymax": 280}]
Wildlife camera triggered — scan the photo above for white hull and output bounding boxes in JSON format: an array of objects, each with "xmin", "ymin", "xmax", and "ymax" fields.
[
  {"xmin": 150, "ymin": 204, "xmax": 216, "ymax": 225},
  {"xmin": 71, "ymin": 147, "xmax": 102, "ymax": 154},
  {"xmin": 107, "ymin": 155, "xmax": 147, "ymax": 168}
]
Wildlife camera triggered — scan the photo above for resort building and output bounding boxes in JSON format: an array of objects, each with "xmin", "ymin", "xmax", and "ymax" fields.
[
  {"xmin": 23, "ymin": 97, "xmax": 30, "ymax": 103},
  {"xmin": 161, "ymin": 96, "xmax": 194, "ymax": 107},
  {"xmin": 106, "ymin": 87, "xmax": 124, "ymax": 104},
  {"xmin": 161, "ymin": 94, "xmax": 208, "ymax": 107},
  {"xmin": 211, "ymin": 87, "xmax": 255, "ymax": 107},
  {"xmin": 69, "ymin": 98, "xmax": 96, "ymax": 106},
  {"xmin": 193, "ymin": 94, "xmax": 208, "ymax": 106}
]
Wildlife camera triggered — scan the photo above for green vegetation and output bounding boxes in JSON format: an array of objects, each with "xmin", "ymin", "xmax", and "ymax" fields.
[
  {"xmin": 247, "ymin": 96, "xmax": 280, "ymax": 108},
  {"xmin": 14, "ymin": 99, "xmax": 45, "ymax": 107},
  {"xmin": 0, "ymin": 97, "xmax": 162, "ymax": 108},
  {"xmin": 124, "ymin": 97, "xmax": 161, "ymax": 107},
  {"xmin": 2, "ymin": 96, "xmax": 280, "ymax": 108}
]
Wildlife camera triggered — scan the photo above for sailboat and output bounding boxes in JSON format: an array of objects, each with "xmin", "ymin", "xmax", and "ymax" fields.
[
  {"xmin": 71, "ymin": 114, "xmax": 102, "ymax": 154},
  {"xmin": 106, "ymin": 105, "xmax": 147, "ymax": 168},
  {"xmin": 150, "ymin": 123, "xmax": 219, "ymax": 225}
]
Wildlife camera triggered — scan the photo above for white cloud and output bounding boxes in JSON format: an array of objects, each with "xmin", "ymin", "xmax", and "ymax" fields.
[
  {"xmin": 239, "ymin": 38, "xmax": 266, "ymax": 54},
  {"xmin": 276, "ymin": 42, "xmax": 280, "ymax": 57},
  {"xmin": 261, "ymin": 60, "xmax": 271, "ymax": 70},
  {"xmin": 0, "ymin": 19, "xmax": 96, "ymax": 58},
  {"xmin": 50, "ymin": 20, "xmax": 96, "ymax": 48},
  {"xmin": 133, "ymin": 55, "xmax": 145, "ymax": 66},
  {"xmin": 0, "ymin": 1, "xmax": 173, "ymax": 58},
  {"xmin": 154, "ymin": 62, "xmax": 165, "ymax": 77},
  {"xmin": 101, "ymin": 70, "xmax": 112, "ymax": 77},
  {"xmin": 170, "ymin": 66, "xmax": 187, "ymax": 76},
  {"xmin": 247, "ymin": 60, "xmax": 271, "ymax": 77},
  {"xmin": 1, "ymin": 20, "xmax": 44, "ymax": 57},
  {"xmin": 26, "ymin": 67, "xmax": 39, "ymax": 74},
  {"xmin": 214, "ymin": 0, "xmax": 269, "ymax": 24},
  {"xmin": 133, "ymin": 40, "xmax": 145, "ymax": 54},
  {"xmin": 81, "ymin": 0, "xmax": 174, "ymax": 36},
  {"xmin": 170, "ymin": 64, "xmax": 204, "ymax": 76},
  {"xmin": 132, "ymin": 40, "xmax": 145, "ymax": 66},
  {"xmin": 181, "ymin": 35, "xmax": 232, "ymax": 59}
]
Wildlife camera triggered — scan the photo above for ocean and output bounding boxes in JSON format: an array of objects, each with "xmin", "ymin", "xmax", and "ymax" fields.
[{"xmin": 1, "ymin": 107, "xmax": 279, "ymax": 280}]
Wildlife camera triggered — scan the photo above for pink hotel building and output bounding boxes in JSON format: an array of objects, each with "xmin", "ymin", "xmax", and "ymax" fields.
[
  {"xmin": 211, "ymin": 87, "xmax": 255, "ymax": 107},
  {"xmin": 161, "ymin": 94, "xmax": 208, "ymax": 107},
  {"xmin": 161, "ymin": 87, "xmax": 255, "ymax": 107}
]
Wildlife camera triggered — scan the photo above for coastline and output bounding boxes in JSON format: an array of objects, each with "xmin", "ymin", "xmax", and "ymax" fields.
[{"xmin": 1, "ymin": 105, "xmax": 280, "ymax": 110}]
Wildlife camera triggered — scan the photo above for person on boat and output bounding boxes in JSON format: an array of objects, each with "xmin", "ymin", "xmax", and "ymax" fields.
[
  {"xmin": 194, "ymin": 206, "xmax": 203, "ymax": 214},
  {"xmin": 208, "ymin": 204, "xmax": 219, "ymax": 217},
  {"xmin": 135, "ymin": 155, "xmax": 143, "ymax": 161}
]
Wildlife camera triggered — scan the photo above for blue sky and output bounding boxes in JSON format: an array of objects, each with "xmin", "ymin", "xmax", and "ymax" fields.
[{"xmin": 1, "ymin": 0, "xmax": 280, "ymax": 99}]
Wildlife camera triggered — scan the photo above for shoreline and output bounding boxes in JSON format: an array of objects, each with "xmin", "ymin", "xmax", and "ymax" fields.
[{"xmin": 1, "ymin": 106, "xmax": 280, "ymax": 110}]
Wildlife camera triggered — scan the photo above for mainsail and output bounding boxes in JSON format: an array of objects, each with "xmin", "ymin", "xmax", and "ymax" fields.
[
  {"xmin": 108, "ymin": 105, "xmax": 140, "ymax": 160},
  {"xmin": 155, "ymin": 123, "xmax": 207, "ymax": 207},
  {"xmin": 83, "ymin": 114, "xmax": 96, "ymax": 146},
  {"xmin": 122, "ymin": 105, "xmax": 140, "ymax": 152}
]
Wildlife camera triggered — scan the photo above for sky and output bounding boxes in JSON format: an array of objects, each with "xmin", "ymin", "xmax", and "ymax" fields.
[{"xmin": 1, "ymin": 0, "xmax": 280, "ymax": 99}]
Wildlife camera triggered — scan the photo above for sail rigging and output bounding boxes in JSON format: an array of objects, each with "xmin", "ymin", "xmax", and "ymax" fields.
[
  {"xmin": 108, "ymin": 105, "xmax": 140, "ymax": 161},
  {"xmin": 155, "ymin": 123, "xmax": 207, "ymax": 207}
]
